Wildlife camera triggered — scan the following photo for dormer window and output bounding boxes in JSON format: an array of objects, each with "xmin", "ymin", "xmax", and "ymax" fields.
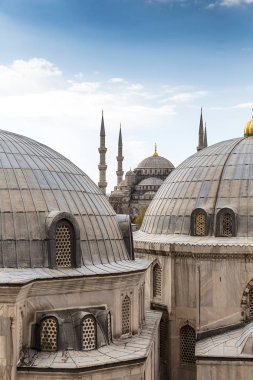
[
  {"xmin": 216, "ymin": 208, "xmax": 236, "ymax": 237},
  {"xmin": 191, "ymin": 208, "xmax": 209, "ymax": 236},
  {"xmin": 55, "ymin": 220, "xmax": 74, "ymax": 267}
]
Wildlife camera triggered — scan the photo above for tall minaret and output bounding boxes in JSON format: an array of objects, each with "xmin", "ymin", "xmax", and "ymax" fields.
[
  {"xmin": 98, "ymin": 111, "xmax": 107, "ymax": 194},
  {"xmin": 204, "ymin": 122, "xmax": 208, "ymax": 148},
  {"xmin": 116, "ymin": 124, "xmax": 124, "ymax": 186},
  {"xmin": 197, "ymin": 107, "xmax": 204, "ymax": 151}
]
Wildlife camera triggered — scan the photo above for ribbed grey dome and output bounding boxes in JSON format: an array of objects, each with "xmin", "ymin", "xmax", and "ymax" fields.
[
  {"xmin": 0, "ymin": 129, "xmax": 128, "ymax": 268},
  {"xmin": 141, "ymin": 137, "xmax": 253, "ymax": 237},
  {"xmin": 137, "ymin": 155, "xmax": 174, "ymax": 170}
]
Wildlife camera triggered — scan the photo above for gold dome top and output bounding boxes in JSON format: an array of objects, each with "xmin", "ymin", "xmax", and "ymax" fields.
[{"xmin": 244, "ymin": 117, "xmax": 253, "ymax": 137}]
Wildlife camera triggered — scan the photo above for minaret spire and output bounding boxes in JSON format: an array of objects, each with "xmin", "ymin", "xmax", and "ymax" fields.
[
  {"xmin": 197, "ymin": 107, "xmax": 204, "ymax": 151},
  {"xmin": 116, "ymin": 124, "xmax": 124, "ymax": 186},
  {"xmin": 204, "ymin": 122, "xmax": 208, "ymax": 148},
  {"xmin": 98, "ymin": 110, "xmax": 107, "ymax": 194}
]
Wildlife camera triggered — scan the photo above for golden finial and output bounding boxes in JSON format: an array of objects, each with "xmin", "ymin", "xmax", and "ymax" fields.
[
  {"xmin": 244, "ymin": 108, "xmax": 253, "ymax": 137},
  {"xmin": 153, "ymin": 143, "xmax": 158, "ymax": 157}
]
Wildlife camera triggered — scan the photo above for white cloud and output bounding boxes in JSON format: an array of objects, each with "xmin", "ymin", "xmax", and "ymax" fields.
[
  {"xmin": 0, "ymin": 58, "xmax": 62, "ymax": 95},
  {"xmin": 108, "ymin": 77, "xmax": 128, "ymax": 84},
  {"xmin": 168, "ymin": 90, "xmax": 208, "ymax": 103},
  {"xmin": 126, "ymin": 83, "xmax": 144, "ymax": 91},
  {"xmin": 69, "ymin": 81, "xmax": 101, "ymax": 92},
  {"xmin": 208, "ymin": 0, "xmax": 253, "ymax": 7}
]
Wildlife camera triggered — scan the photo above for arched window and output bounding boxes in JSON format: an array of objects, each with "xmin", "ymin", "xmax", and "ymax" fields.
[
  {"xmin": 191, "ymin": 208, "xmax": 208, "ymax": 236},
  {"xmin": 82, "ymin": 315, "xmax": 96, "ymax": 351},
  {"xmin": 180, "ymin": 325, "xmax": 196, "ymax": 364},
  {"xmin": 55, "ymin": 220, "xmax": 74, "ymax": 267},
  {"xmin": 153, "ymin": 263, "xmax": 162, "ymax": 298},
  {"xmin": 40, "ymin": 317, "xmax": 58, "ymax": 352},
  {"xmin": 249, "ymin": 288, "xmax": 253, "ymax": 319},
  {"xmin": 216, "ymin": 208, "xmax": 236, "ymax": 237},
  {"xmin": 122, "ymin": 295, "xmax": 131, "ymax": 335}
]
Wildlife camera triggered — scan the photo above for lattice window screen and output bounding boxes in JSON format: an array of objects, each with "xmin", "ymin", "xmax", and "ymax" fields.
[
  {"xmin": 107, "ymin": 312, "xmax": 112, "ymax": 343},
  {"xmin": 40, "ymin": 318, "xmax": 57, "ymax": 352},
  {"xmin": 160, "ymin": 317, "xmax": 167, "ymax": 361},
  {"xmin": 180, "ymin": 325, "xmax": 196, "ymax": 364},
  {"xmin": 122, "ymin": 296, "xmax": 131, "ymax": 335},
  {"xmin": 195, "ymin": 212, "xmax": 205, "ymax": 236},
  {"xmin": 220, "ymin": 213, "xmax": 233, "ymax": 237},
  {"xmin": 249, "ymin": 288, "xmax": 253, "ymax": 318},
  {"xmin": 153, "ymin": 264, "xmax": 162, "ymax": 298},
  {"xmin": 83, "ymin": 317, "xmax": 96, "ymax": 351},
  {"xmin": 55, "ymin": 223, "xmax": 72, "ymax": 267}
]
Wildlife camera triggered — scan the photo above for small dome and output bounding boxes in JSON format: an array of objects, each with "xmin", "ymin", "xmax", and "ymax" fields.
[
  {"xmin": 244, "ymin": 118, "xmax": 253, "ymax": 137},
  {"xmin": 0, "ymin": 129, "xmax": 129, "ymax": 268},
  {"xmin": 126, "ymin": 170, "xmax": 135, "ymax": 176},
  {"xmin": 138, "ymin": 177, "xmax": 163, "ymax": 186},
  {"xmin": 137, "ymin": 155, "xmax": 174, "ymax": 170}
]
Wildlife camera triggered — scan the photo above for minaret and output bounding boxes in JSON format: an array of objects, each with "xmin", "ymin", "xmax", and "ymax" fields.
[
  {"xmin": 204, "ymin": 123, "xmax": 208, "ymax": 148},
  {"xmin": 116, "ymin": 124, "xmax": 124, "ymax": 186},
  {"xmin": 197, "ymin": 108, "xmax": 204, "ymax": 151},
  {"xmin": 98, "ymin": 111, "xmax": 107, "ymax": 195}
]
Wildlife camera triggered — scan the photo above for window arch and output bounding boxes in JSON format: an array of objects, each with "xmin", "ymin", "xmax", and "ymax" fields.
[
  {"xmin": 191, "ymin": 208, "xmax": 208, "ymax": 236},
  {"xmin": 153, "ymin": 263, "xmax": 162, "ymax": 298},
  {"xmin": 40, "ymin": 317, "xmax": 58, "ymax": 352},
  {"xmin": 180, "ymin": 325, "xmax": 196, "ymax": 364},
  {"xmin": 82, "ymin": 315, "xmax": 96, "ymax": 351},
  {"xmin": 248, "ymin": 288, "xmax": 253, "ymax": 319},
  {"xmin": 122, "ymin": 295, "xmax": 131, "ymax": 335},
  {"xmin": 55, "ymin": 219, "xmax": 74, "ymax": 267},
  {"xmin": 216, "ymin": 208, "xmax": 236, "ymax": 237}
]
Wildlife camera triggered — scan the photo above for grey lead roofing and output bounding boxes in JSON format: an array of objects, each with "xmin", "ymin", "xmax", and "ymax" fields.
[
  {"xmin": 136, "ymin": 155, "xmax": 174, "ymax": 169},
  {"xmin": 140, "ymin": 137, "xmax": 253, "ymax": 237},
  {"xmin": 0, "ymin": 129, "xmax": 130, "ymax": 269}
]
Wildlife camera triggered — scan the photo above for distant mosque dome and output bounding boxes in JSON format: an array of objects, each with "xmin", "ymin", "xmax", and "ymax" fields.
[{"xmin": 137, "ymin": 155, "xmax": 174, "ymax": 171}]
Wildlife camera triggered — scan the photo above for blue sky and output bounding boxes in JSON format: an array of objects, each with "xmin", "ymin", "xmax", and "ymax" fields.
[{"xmin": 0, "ymin": 0, "xmax": 252, "ymax": 190}]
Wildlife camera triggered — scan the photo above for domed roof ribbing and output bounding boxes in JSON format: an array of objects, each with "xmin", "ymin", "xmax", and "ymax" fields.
[
  {"xmin": 0, "ymin": 129, "xmax": 129, "ymax": 268},
  {"xmin": 137, "ymin": 155, "xmax": 174, "ymax": 170},
  {"xmin": 141, "ymin": 136, "xmax": 253, "ymax": 237}
]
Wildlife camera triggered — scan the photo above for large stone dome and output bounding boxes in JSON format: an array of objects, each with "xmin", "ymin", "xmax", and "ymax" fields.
[
  {"xmin": 0, "ymin": 129, "xmax": 130, "ymax": 269},
  {"xmin": 137, "ymin": 155, "xmax": 174, "ymax": 170},
  {"xmin": 140, "ymin": 136, "xmax": 253, "ymax": 238}
]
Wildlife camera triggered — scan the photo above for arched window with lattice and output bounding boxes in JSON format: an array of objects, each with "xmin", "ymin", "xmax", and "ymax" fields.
[
  {"xmin": 180, "ymin": 325, "xmax": 196, "ymax": 364},
  {"xmin": 248, "ymin": 288, "xmax": 253, "ymax": 319},
  {"xmin": 55, "ymin": 220, "xmax": 74, "ymax": 267},
  {"xmin": 122, "ymin": 295, "xmax": 131, "ymax": 335},
  {"xmin": 191, "ymin": 208, "xmax": 208, "ymax": 236},
  {"xmin": 216, "ymin": 208, "xmax": 236, "ymax": 237},
  {"xmin": 82, "ymin": 315, "xmax": 97, "ymax": 351},
  {"xmin": 40, "ymin": 317, "xmax": 58, "ymax": 352},
  {"xmin": 153, "ymin": 263, "xmax": 162, "ymax": 298}
]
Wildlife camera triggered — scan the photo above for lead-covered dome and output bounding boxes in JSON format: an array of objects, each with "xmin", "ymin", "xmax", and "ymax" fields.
[
  {"xmin": 0, "ymin": 129, "xmax": 129, "ymax": 268},
  {"xmin": 140, "ymin": 136, "xmax": 253, "ymax": 237},
  {"xmin": 137, "ymin": 155, "xmax": 174, "ymax": 170}
]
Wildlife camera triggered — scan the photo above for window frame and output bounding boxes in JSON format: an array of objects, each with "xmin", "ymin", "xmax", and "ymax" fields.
[
  {"xmin": 190, "ymin": 208, "xmax": 209, "ymax": 236},
  {"xmin": 81, "ymin": 314, "xmax": 97, "ymax": 351},
  {"xmin": 121, "ymin": 295, "xmax": 131, "ymax": 336},
  {"xmin": 180, "ymin": 324, "xmax": 196, "ymax": 365},
  {"xmin": 216, "ymin": 208, "xmax": 236, "ymax": 237},
  {"xmin": 153, "ymin": 262, "xmax": 162, "ymax": 299},
  {"xmin": 40, "ymin": 316, "xmax": 59, "ymax": 352}
]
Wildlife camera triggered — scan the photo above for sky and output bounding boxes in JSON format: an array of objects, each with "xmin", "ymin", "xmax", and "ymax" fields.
[{"xmin": 0, "ymin": 0, "xmax": 252, "ymax": 191}]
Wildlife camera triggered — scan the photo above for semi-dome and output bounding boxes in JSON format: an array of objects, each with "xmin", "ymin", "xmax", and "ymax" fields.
[
  {"xmin": 138, "ymin": 177, "xmax": 163, "ymax": 186},
  {"xmin": 0, "ymin": 129, "xmax": 130, "ymax": 269},
  {"xmin": 140, "ymin": 136, "xmax": 253, "ymax": 238},
  {"xmin": 137, "ymin": 155, "xmax": 174, "ymax": 170}
]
